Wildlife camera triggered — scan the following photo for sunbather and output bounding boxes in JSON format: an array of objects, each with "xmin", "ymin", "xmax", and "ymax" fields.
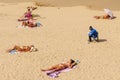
[
  {"xmin": 22, "ymin": 20, "xmax": 42, "ymax": 28},
  {"xmin": 94, "ymin": 14, "xmax": 110, "ymax": 19},
  {"xmin": 94, "ymin": 9, "xmax": 114, "ymax": 19},
  {"xmin": 41, "ymin": 59, "xmax": 77, "ymax": 75},
  {"xmin": 8, "ymin": 45, "xmax": 37, "ymax": 52}
]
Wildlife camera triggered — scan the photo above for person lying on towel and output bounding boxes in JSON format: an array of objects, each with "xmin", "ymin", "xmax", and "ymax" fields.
[
  {"xmin": 94, "ymin": 14, "xmax": 111, "ymax": 19},
  {"xmin": 8, "ymin": 45, "xmax": 37, "ymax": 53},
  {"xmin": 22, "ymin": 19, "xmax": 42, "ymax": 28},
  {"xmin": 41, "ymin": 59, "xmax": 77, "ymax": 75},
  {"xmin": 94, "ymin": 9, "xmax": 114, "ymax": 19}
]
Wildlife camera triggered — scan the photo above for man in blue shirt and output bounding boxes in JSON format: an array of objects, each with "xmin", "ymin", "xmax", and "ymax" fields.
[{"xmin": 88, "ymin": 26, "xmax": 99, "ymax": 42}]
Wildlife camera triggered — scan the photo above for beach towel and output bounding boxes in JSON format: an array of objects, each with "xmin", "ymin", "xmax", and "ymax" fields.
[
  {"xmin": 32, "ymin": 14, "xmax": 40, "ymax": 18},
  {"xmin": 36, "ymin": 22, "xmax": 41, "ymax": 27},
  {"xmin": 9, "ymin": 50, "xmax": 19, "ymax": 54}
]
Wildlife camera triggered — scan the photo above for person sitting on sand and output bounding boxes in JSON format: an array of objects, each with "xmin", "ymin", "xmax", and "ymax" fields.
[
  {"xmin": 41, "ymin": 59, "xmax": 77, "ymax": 75},
  {"xmin": 18, "ymin": 8, "xmax": 32, "ymax": 21},
  {"xmin": 24, "ymin": 8, "xmax": 32, "ymax": 19},
  {"xmin": 24, "ymin": 6, "xmax": 37, "ymax": 19},
  {"xmin": 8, "ymin": 45, "xmax": 37, "ymax": 52},
  {"xmin": 18, "ymin": 7, "xmax": 37, "ymax": 21},
  {"xmin": 88, "ymin": 26, "xmax": 99, "ymax": 42}
]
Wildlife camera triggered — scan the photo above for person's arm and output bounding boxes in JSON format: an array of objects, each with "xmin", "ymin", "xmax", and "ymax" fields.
[
  {"xmin": 69, "ymin": 62, "xmax": 77, "ymax": 68},
  {"xmin": 89, "ymin": 32, "xmax": 92, "ymax": 36},
  {"xmin": 89, "ymin": 29, "xmax": 96, "ymax": 36},
  {"xmin": 32, "ymin": 7, "xmax": 37, "ymax": 10}
]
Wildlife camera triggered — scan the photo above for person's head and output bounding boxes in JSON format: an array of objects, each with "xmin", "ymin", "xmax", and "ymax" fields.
[
  {"xmin": 30, "ymin": 45, "xmax": 38, "ymax": 52},
  {"xmin": 32, "ymin": 48, "xmax": 38, "ymax": 52},
  {"xmin": 70, "ymin": 59, "xmax": 75, "ymax": 64},
  {"xmin": 27, "ymin": 8, "xmax": 31, "ymax": 11},
  {"xmin": 89, "ymin": 26, "xmax": 93, "ymax": 31}
]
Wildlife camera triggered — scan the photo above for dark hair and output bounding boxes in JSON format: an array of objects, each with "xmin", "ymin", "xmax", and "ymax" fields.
[
  {"xmin": 27, "ymin": 21, "xmax": 30, "ymax": 24},
  {"xmin": 89, "ymin": 26, "xmax": 93, "ymax": 30},
  {"xmin": 28, "ymin": 8, "xmax": 30, "ymax": 11},
  {"xmin": 70, "ymin": 59, "xmax": 75, "ymax": 63}
]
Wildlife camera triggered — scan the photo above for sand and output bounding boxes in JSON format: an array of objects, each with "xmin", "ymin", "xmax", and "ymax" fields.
[
  {"xmin": 0, "ymin": 0, "xmax": 120, "ymax": 10},
  {"xmin": 0, "ymin": 1, "xmax": 120, "ymax": 80},
  {"xmin": 34, "ymin": 0, "xmax": 120, "ymax": 10}
]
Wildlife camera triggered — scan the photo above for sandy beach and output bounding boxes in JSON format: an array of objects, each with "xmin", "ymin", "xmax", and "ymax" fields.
[
  {"xmin": 0, "ymin": 0, "xmax": 120, "ymax": 80},
  {"xmin": 0, "ymin": 0, "xmax": 120, "ymax": 10}
]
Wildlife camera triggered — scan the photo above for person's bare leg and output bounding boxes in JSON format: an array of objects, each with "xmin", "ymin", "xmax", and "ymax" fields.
[
  {"xmin": 96, "ymin": 36, "xmax": 99, "ymax": 42},
  {"xmin": 7, "ymin": 45, "xmax": 18, "ymax": 52},
  {"xmin": 89, "ymin": 36, "xmax": 92, "ymax": 42},
  {"xmin": 103, "ymin": 14, "xmax": 110, "ymax": 19},
  {"xmin": 32, "ymin": 7, "xmax": 37, "ymax": 10},
  {"xmin": 46, "ymin": 67, "xmax": 64, "ymax": 75},
  {"xmin": 22, "ymin": 22, "xmax": 26, "ymax": 26},
  {"xmin": 41, "ymin": 65, "xmax": 59, "ymax": 71},
  {"xmin": 94, "ymin": 16, "xmax": 100, "ymax": 19}
]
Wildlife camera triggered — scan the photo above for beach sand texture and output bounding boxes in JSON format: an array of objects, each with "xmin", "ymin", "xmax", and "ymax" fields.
[
  {"xmin": 0, "ymin": 0, "xmax": 120, "ymax": 10},
  {"xmin": 0, "ymin": 1, "xmax": 120, "ymax": 80}
]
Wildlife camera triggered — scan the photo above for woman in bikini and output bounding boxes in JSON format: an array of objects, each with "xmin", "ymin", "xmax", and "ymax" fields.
[
  {"xmin": 41, "ymin": 59, "xmax": 77, "ymax": 74},
  {"xmin": 18, "ymin": 7, "xmax": 37, "ymax": 21}
]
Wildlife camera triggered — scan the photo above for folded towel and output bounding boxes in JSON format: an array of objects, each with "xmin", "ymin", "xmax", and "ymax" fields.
[
  {"xmin": 9, "ymin": 50, "xmax": 18, "ymax": 54},
  {"xmin": 36, "ymin": 22, "xmax": 41, "ymax": 27}
]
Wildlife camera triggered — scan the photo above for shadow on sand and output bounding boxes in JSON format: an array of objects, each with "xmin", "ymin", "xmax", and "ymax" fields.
[
  {"xmin": 98, "ymin": 39, "xmax": 107, "ymax": 43},
  {"xmin": 112, "ymin": 16, "xmax": 117, "ymax": 19}
]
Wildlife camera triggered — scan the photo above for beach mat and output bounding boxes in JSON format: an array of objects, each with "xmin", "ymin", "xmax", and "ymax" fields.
[{"xmin": 9, "ymin": 50, "xmax": 19, "ymax": 54}]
